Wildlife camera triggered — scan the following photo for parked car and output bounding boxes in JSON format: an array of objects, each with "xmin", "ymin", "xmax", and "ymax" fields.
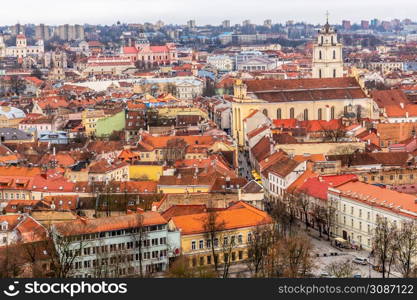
[
  {"xmin": 352, "ymin": 257, "xmax": 368, "ymax": 265},
  {"xmin": 353, "ymin": 274, "xmax": 362, "ymax": 278},
  {"xmin": 320, "ymin": 272, "xmax": 330, "ymax": 278}
]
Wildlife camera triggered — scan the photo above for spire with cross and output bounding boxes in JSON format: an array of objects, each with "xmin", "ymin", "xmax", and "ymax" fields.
[{"xmin": 326, "ymin": 11, "xmax": 330, "ymax": 25}]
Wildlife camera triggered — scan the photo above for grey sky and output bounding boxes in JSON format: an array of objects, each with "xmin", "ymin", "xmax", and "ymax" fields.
[{"xmin": 3, "ymin": 0, "xmax": 416, "ymax": 25}]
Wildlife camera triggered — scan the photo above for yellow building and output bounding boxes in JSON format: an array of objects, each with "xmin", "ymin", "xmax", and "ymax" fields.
[
  {"xmin": 157, "ymin": 107, "xmax": 208, "ymax": 119},
  {"xmin": 157, "ymin": 174, "xmax": 213, "ymax": 194},
  {"xmin": 231, "ymin": 78, "xmax": 374, "ymax": 147},
  {"xmin": 0, "ymin": 106, "xmax": 26, "ymax": 128},
  {"xmin": 167, "ymin": 201, "xmax": 272, "ymax": 267},
  {"xmin": 81, "ymin": 110, "xmax": 106, "ymax": 137},
  {"xmin": 129, "ymin": 163, "xmax": 164, "ymax": 181}
]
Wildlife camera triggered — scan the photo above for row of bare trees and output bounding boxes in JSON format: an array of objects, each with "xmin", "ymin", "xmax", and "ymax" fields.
[{"xmin": 372, "ymin": 218, "xmax": 417, "ymax": 278}]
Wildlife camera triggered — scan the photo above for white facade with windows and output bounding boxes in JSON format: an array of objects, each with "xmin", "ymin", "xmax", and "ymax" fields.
[
  {"xmin": 329, "ymin": 186, "xmax": 417, "ymax": 251},
  {"xmin": 54, "ymin": 218, "xmax": 180, "ymax": 278}
]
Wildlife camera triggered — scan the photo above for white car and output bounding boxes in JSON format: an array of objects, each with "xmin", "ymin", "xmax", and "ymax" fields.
[{"xmin": 352, "ymin": 257, "xmax": 368, "ymax": 265}]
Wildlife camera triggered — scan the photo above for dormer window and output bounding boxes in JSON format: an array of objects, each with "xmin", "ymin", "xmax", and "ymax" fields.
[{"xmin": 1, "ymin": 221, "xmax": 8, "ymax": 231}]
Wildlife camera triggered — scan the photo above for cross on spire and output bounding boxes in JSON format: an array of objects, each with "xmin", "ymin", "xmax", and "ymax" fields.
[{"xmin": 326, "ymin": 11, "xmax": 330, "ymax": 24}]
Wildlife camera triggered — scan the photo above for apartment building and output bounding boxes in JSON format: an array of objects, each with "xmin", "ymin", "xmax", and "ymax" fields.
[
  {"xmin": 329, "ymin": 180, "xmax": 417, "ymax": 251},
  {"xmin": 53, "ymin": 212, "xmax": 180, "ymax": 278}
]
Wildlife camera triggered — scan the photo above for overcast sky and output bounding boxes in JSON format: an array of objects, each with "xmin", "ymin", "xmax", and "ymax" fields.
[{"xmin": 2, "ymin": 0, "xmax": 416, "ymax": 26}]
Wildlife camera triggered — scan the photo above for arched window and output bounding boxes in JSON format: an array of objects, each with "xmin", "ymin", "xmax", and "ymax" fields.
[
  {"xmin": 319, "ymin": 50, "xmax": 322, "ymax": 60},
  {"xmin": 319, "ymin": 69, "xmax": 322, "ymax": 78},
  {"xmin": 331, "ymin": 36, "xmax": 334, "ymax": 44},
  {"xmin": 290, "ymin": 108, "xmax": 295, "ymax": 119},
  {"xmin": 276, "ymin": 108, "xmax": 282, "ymax": 120},
  {"xmin": 333, "ymin": 50, "xmax": 336, "ymax": 59},
  {"xmin": 262, "ymin": 109, "xmax": 268, "ymax": 117},
  {"xmin": 321, "ymin": 36, "xmax": 323, "ymax": 44},
  {"xmin": 303, "ymin": 109, "xmax": 309, "ymax": 121},
  {"xmin": 331, "ymin": 106, "xmax": 335, "ymax": 120},
  {"xmin": 318, "ymin": 108, "xmax": 322, "ymax": 120},
  {"xmin": 333, "ymin": 69, "xmax": 336, "ymax": 78}
]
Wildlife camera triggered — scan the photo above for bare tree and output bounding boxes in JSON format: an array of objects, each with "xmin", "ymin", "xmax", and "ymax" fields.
[
  {"xmin": 0, "ymin": 244, "xmax": 24, "ymax": 278},
  {"xmin": 372, "ymin": 217, "xmax": 398, "ymax": 278},
  {"xmin": 320, "ymin": 122, "xmax": 346, "ymax": 142},
  {"xmin": 269, "ymin": 193, "xmax": 297, "ymax": 237},
  {"xmin": 396, "ymin": 221, "xmax": 417, "ymax": 278},
  {"xmin": 246, "ymin": 224, "xmax": 275, "ymax": 277},
  {"xmin": 47, "ymin": 225, "xmax": 88, "ymax": 278},
  {"xmin": 127, "ymin": 214, "xmax": 148, "ymax": 278},
  {"xmin": 263, "ymin": 234, "xmax": 315, "ymax": 278},
  {"xmin": 202, "ymin": 209, "xmax": 225, "ymax": 274},
  {"xmin": 295, "ymin": 193, "xmax": 311, "ymax": 229},
  {"xmin": 167, "ymin": 255, "xmax": 216, "ymax": 278},
  {"xmin": 325, "ymin": 259, "xmax": 358, "ymax": 278}
]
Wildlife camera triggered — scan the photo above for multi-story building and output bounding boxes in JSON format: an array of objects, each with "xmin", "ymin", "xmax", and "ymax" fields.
[
  {"xmin": 35, "ymin": 24, "xmax": 51, "ymax": 41},
  {"xmin": 329, "ymin": 180, "xmax": 417, "ymax": 250},
  {"xmin": 167, "ymin": 201, "xmax": 272, "ymax": 268},
  {"xmin": 53, "ymin": 212, "xmax": 180, "ymax": 278},
  {"xmin": 55, "ymin": 24, "xmax": 85, "ymax": 41},
  {"xmin": 4, "ymin": 34, "xmax": 44, "ymax": 58},
  {"xmin": 206, "ymin": 55, "xmax": 234, "ymax": 72}
]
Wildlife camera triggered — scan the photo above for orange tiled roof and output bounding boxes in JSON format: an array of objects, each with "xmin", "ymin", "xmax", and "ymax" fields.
[
  {"xmin": 54, "ymin": 212, "xmax": 167, "ymax": 236},
  {"xmin": 170, "ymin": 201, "xmax": 272, "ymax": 235}
]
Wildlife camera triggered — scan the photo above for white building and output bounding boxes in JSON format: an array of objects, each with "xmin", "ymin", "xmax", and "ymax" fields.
[
  {"xmin": 329, "ymin": 180, "xmax": 417, "ymax": 250},
  {"xmin": 312, "ymin": 20, "xmax": 343, "ymax": 78},
  {"xmin": 4, "ymin": 34, "xmax": 44, "ymax": 58},
  {"xmin": 266, "ymin": 159, "xmax": 307, "ymax": 200},
  {"xmin": 207, "ymin": 55, "xmax": 234, "ymax": 72},
  {"xmin": 53, "ymin": 212, "xmax": 181, "ymax": 278}
]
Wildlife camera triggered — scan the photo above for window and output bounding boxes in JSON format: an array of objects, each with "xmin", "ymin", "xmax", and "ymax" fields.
[
  {"xmin": 333, "ymin": 69, "xmax": 336, "ymax": 78},
  {"xmin": 276, "ymin": 108, "xmax": 282, "ymax": 120},
  {"xmin": 223, "ymin": 236, "xmax": 228, "ymax": 246},
  {"xmin": 207, "ymin": 255, "xmax": 212, "ymax": 265},
  {"xmin": 331, "ymin": 106, "xmax": 335, "ymax": 120},
  {"xmin": 247, "ymin": 233, "xmax": 252, "ymax": 243},
  {"xmin": 318, "ymin": 108, "xmax": 322, "ymax": 120},
  {"xmin": 191, "ymin": 241, "xmax": 196, "ymax": 250},
  {"xmin": 206, "ymin": 239, "xmax": 211, "ymax": 248},
  {"xmin": 262, "ymin": 109, "xmax": 268, "ymax": 117},
  {"xmin": 319, "ymin": 50, "xmax": 322, "ymax": 60},
  {"xmin": 333, "ymin": 50, "xmax": 336, "ymax": 59},
  {"xmin": 289, "ymin": 108, "xmax": 295, "ymax": 119},
  {"xmin": 319, "ymin": 69, "xmax": 322, "ymax": 78},
  {"xmin": 199, "ymin": 240, "xmax": 204, "ymax": 249},
  {"xmin": 238, "ymin": 251, "xmax": 243, "ymax": 260},
  {"xmin": 303, "ymin": 109, "xmax": 309, "ymax": 121},
  {"xmin": 237, "ymin": 234, "xmax": 243, "ymax": 244}
]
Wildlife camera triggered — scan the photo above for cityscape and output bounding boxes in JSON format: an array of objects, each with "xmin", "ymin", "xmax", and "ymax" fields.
[{"xmin": 2, "ymin": 3, "xmax": 417, "ymax": 281}]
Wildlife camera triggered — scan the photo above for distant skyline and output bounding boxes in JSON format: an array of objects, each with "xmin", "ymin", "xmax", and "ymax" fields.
[{"xmin": 1, "ymin": 0, "xmax": 416, "ymax": 26}]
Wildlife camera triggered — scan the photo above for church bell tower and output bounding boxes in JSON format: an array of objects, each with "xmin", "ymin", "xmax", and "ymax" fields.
[{"xmin": 312, "ymin": 12, "xmax": 344, "ymax": 78}]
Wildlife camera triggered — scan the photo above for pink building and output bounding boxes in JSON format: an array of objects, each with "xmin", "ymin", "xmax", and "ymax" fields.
[{"xmin": 121, "ymin": 41, "xmax": 178, "ymax": 68}]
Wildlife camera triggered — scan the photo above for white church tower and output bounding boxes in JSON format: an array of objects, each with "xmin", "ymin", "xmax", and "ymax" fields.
[{"xmin": 312, "ymin": 13, "xmax": 344, "ymax": 78}]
